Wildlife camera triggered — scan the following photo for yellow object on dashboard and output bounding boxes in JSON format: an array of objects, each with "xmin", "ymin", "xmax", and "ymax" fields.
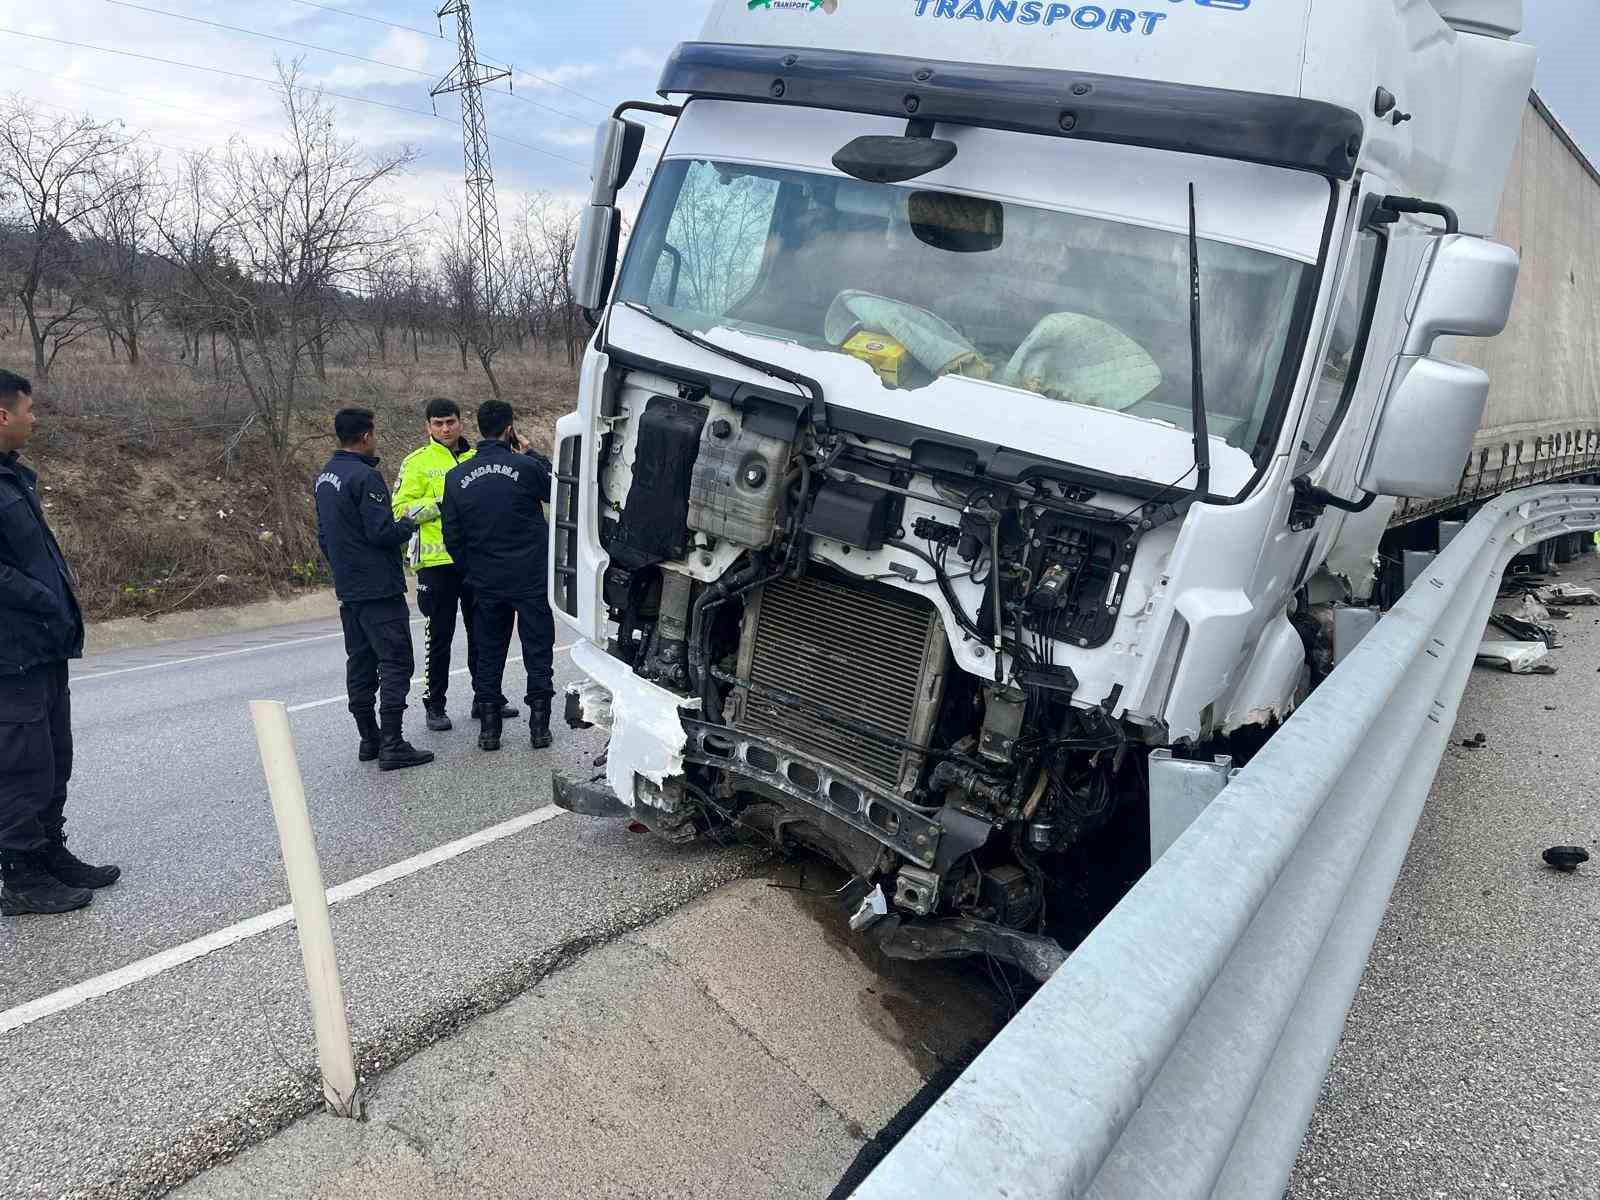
[{"xmin": 842, "ymin": 330, "xmax": 907, "ymax": 387}]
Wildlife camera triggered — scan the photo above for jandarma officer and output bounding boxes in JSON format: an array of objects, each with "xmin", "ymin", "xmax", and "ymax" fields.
[
  {"xmin": 0, "ymin": 369, "xmax": 120, "ymax": 917},
  {"xmin": 314, "ymin": 407, "xmax": 433, "ymax": 771},
  {"xmin": 441, "ymin": 400, "xmax": 558, "ymax": 752},
  {"xmin": 391, "ymin": 396, "xmax": 517, "ymax": 732}
]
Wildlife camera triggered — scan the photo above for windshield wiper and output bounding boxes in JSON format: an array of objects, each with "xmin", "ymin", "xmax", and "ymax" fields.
[
  {"xmin": 1187, "ymin": 182, "xmax": 1212, "ymax": 501},
  {"xmin": 615, "ymin": 301, "xmax": 824, "ymax": 409}
]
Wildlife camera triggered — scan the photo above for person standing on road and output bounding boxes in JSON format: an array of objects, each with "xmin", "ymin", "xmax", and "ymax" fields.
[
  {"xmin": 314, "ymin": 407, "xmax": 434, "ymax": 772},
  {"xmin": 441, "ymin": 400, "xmax": 557, "ymax": 753},
  {"xmin": 391, "ymin": 397, "xmax": 517, "ymax": 732},
  {"xmin": 0, "ymin": 369, "xmax": 121, "ymax": 917}
]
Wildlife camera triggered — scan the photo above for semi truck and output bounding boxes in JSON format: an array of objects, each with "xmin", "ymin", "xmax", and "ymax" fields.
[{"xmin": 548, "ymin": 0, "xmax": 1597, "ymax": 976}]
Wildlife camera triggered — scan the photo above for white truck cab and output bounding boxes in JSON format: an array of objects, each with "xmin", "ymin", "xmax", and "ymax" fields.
[{"xmin": 548, "ymin": 0, "xmax": 1532, "ymax": 974}]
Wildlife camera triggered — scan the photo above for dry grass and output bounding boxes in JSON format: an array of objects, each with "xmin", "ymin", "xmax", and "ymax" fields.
[{"xmin": 0, "ymin": 325, "xmax": 580, "ymax": 619}]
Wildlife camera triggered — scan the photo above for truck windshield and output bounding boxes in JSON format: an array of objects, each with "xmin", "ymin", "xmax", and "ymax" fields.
[{"xmin": 617, "ymin": 158, "xmax": 1312, "ymax": 455}]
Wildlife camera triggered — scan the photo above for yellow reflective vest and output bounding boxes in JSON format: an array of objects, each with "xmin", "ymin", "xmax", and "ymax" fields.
[{"xmin": 392, "ymin": 437, "xmax": 475, "ymax": 570}]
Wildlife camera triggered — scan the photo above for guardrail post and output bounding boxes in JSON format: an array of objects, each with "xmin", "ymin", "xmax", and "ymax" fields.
[{"xmin": 249, "ymin": 699, "xmax": 362, "ymax": 1118}]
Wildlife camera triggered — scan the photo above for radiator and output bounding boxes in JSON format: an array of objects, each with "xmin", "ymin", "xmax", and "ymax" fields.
[{"xmin": 734, "ymin": 574, "xmax": 949, "ymax": 794}]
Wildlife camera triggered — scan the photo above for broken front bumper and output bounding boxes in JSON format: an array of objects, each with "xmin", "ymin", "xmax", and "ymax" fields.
[{"xmin": 563, "ymin": 639, "xmax": 693, "ymax": 812}]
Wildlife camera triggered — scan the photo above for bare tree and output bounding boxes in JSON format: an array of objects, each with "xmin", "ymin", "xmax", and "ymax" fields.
[
  {"xmin": 436, "ymin": 201, "xmax": 503, "ymax": 396},
  {"xmin": 0, "ymin": 97, "xmax": 128, "ymax": 385},
  {"xmin": 436, "ymin": 219, "xmax": 480, "ymax": 377},
  {"xmin": 80, "ymin": 144, "xmax": 167, "ymax": 366},
  {"xmin": 159, "ymin": 61, "xmax": 416, "ymax": 548},
  {"xmin": 506, "ymin": 191, "xmax": 589, "ymax": 366}
]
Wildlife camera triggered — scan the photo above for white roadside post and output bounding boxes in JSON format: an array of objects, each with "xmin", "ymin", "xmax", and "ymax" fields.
[{"xmin": 249, "ymin": 699, "xmax": 362, "ymax": 1118}]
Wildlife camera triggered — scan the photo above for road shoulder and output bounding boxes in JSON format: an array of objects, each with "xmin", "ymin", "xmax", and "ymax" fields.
[{"xmin": 172, "ymin": 874, "xmax": 1008, "ymax": 1200}]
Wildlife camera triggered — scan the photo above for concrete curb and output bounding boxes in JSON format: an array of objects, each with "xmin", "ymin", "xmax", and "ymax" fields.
[{"xmin": 83, "ymin": 588, "xmax": 345, "ymax": 656}]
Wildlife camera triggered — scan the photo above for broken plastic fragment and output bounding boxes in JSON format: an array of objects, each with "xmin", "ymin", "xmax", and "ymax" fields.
[{"xmin": 849, "ymin": 884, "xmax": 889, "ymax": 932}]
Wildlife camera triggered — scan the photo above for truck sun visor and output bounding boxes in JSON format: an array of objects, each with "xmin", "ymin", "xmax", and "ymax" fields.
[{"xmin": 658, "ymin": 42, "xmax": 1365, "ymax": 180}]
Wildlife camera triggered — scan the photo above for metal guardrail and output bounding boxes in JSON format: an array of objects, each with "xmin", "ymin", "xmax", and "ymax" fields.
[{"xmin": 854, "ymin": 485, "xmax": 1600, "ymax": 1200}]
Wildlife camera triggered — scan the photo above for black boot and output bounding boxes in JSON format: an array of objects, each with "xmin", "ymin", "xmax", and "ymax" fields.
[
  {"xmin": 478, "ymin": 706, "xmax": 503, "ymax": 752},
  {"xmin": 354, "ymin": 709, "xmax": 380, "ymax": 763},
  {"xmin": 378, "ymin": 710, "xmax": 434, "ymax": 772},
  {"xmin": 1, "ymin": 850, "xmax": 93, "ymax": 917},
  {"xmin": 424, "ymin": 700, "xmax": 453, "ymax": 732},
  {"xmin": 39, "ymin": 834, "xmax": 120, "ymax": 889},
  {"xmin": 529, "ymin": 694, "xmax": 553, "ymax": 750},
  {"xmin": 472, "ymin": 699, "xmax": 520, "ymax": 720}
]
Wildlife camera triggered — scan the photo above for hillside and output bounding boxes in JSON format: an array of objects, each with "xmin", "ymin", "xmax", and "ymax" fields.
[{"xmin": 0, "ymin": 327, "xmax": 578, "ymax": 621}]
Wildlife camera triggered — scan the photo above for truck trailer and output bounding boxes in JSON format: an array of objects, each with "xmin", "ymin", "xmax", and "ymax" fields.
[{"xmin": 548, "ymin": 0, "xmax": 1595, "ymax": 975}]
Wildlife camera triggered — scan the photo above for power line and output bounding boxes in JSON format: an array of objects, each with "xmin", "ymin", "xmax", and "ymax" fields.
[
  {"xmin": 105, "ymin": 0, "xmax": 438, "ymax": 78},
  {"xmin": 285, "ymin": 0, "xmax": 441, "ymax": 42},
  {"xmin": 95, "ymin": 0, "xmax": 666, "ymax": 150},
  {"xmin": 244, "ymin": 0, "xmax": 676, "ymax": 135},
  {"xmin": 11, "ymin": 61, "xmax": 285, "ymax": 141},
  {"xmin": 0, "ymin": 26, "xmax": 590, "ymax": 171},
  {"xmin": 24, "ymin": 94, "xmax": 202, "ymax": 157}
]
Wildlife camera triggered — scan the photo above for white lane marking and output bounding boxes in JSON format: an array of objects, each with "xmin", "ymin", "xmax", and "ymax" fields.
[
  {"xmin": 0, "ymin": 804, "xmax": 568, "ymax": 1037},
  {"xmin": 75, "ymin": 620, "xmax": 425, "ymax": 683},
  {"xmin": 284, "ymin": 658, "xmax": 522, "ymax": 715},
  {"xmin": 284, "ymin": 643, "xmax": 574, "ymax": 714}
]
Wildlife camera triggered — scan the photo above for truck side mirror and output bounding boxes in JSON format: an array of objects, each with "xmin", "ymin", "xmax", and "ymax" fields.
[
  {"xmin": 570, "ymin": 117, "xmax": 646, "ymax": 311},
  {"xmin": 589, "ymin": 117, "xmax": 646, "ymax": 207},
  {"xmin": 571, "ymin": 205, "xmax": 623, "ymax": 311},
  {"xmin": 1359, "ymin": 355, "xmax": 1490, "ymax": 498},
  {"xmin": 1404, "ymin": 234, "xmax": 1519, "ymax": 355}
]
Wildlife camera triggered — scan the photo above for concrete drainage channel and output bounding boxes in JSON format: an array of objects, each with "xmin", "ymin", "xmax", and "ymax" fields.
[
  {"xmin": 60, "ymin": 850, "xmax": 765, "ymax": 1200},
  {"xmin": 151, "ymin": 857, "xmax": 1013, "ymax": 1200}
]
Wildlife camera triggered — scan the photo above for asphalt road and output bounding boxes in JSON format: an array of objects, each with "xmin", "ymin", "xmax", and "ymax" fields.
[
  {"xmin": 8, "ymin": 573, "xmax": 1594, "ymax": 1199},
  {"xmin": 0, "ymin": 611, "xmax": 1008, "ymax": 1200},
  {"xmin": 1291, "ymin": 563, "xmax": 1600, "ymax": 1199},
  {"xmin": 0, "ymin": 613, "xmax": 758, "ymax": 1199}
]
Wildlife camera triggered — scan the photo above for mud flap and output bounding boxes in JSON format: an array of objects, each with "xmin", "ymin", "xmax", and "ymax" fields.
[{"xmin": 551, "ymin": 770, "xmax": 632, "ymax": 819}]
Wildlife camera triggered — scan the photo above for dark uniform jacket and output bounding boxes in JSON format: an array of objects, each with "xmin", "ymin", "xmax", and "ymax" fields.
[
  {"xmin": 0, "ymin": 451, "xmax": 84, "ymax": 674},
  {"xmin": 441, "ymin": 439, "xmax": 553, "ymax": 601},
  {"xmin": 314, "ymin": 449, "xmax": 416, "ymax": 603}
]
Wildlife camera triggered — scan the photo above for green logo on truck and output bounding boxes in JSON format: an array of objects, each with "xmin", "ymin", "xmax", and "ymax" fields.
[{"xmin": 747, "ymin": 0, "xmax": 839, "ymax": 11}]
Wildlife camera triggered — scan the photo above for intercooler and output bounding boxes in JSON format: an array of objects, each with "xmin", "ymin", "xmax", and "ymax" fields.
[{"xmin": 733, "ymin": 574, "xmax": 949, "ymax": 794}]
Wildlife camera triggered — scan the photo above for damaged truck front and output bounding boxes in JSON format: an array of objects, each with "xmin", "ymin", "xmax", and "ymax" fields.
[{"xmin": 549, "ymin": 1, "xmax": 1534, "ymax": 978}]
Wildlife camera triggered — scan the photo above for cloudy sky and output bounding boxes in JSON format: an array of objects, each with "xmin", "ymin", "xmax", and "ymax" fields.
[{"xmin": 1, "ymin": 0, "xmax": 1593, "ymax": 215}]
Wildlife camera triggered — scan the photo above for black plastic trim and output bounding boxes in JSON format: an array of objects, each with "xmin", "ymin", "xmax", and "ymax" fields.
[
  {"xmin": 1294, "ymin": 223, "xmax": 1389, "ymax": 482},
  {"xmin": 657, "ymin": 41, "xmax": 1364, "ymax": 180}
]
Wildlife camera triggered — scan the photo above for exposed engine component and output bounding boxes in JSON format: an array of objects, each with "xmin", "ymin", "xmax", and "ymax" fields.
[
  {"xmin": 1017, "ymin": 510, "xmax": 1132, "ymax": 649},
  {"xmin": 893, "ymin": 865, "xmax": 941, "ymax": 916},
  {"xmin": 584, "ymin": 362, "xmax": 1164, "ymax": 974},
  {"xmin": 609, "ymin": 395, "xmax": 706, "ymax": 568},
  {"xmin": 640, "ymin": 568, "xmax": 693, "ymax": 689},
  {"xmin": 978, "ymin": 684, "xmax": 1027, "ymax": 764},
  {"xmin": 687, "ymin": 409, "xmax": 791, "ymax": 548},
  {"xmin": 805, "ymin": 478, "xmax": 896, "ymax": 550}
]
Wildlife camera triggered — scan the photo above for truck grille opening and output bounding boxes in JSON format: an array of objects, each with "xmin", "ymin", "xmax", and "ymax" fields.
[
  {"xmin": 553, "ymin": 434, "xmax": 580, "ymax": 617},
  {"xmin": 734, "ymin": 574, "xmax": 949, "ymax": 794}
]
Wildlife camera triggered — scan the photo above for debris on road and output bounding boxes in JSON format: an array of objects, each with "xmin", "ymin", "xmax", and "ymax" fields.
[
  {"xmin": 1541, "ymin": 584, "xmax": 1600, "ymax": 606},
  {"xmin": 1488, "ymin": 613, "xmax": 1556, "ymax": 644},
  {"xmin": 1541, "ymin": 846, "xmax": 1591, "ymax": 873},
  {"xmin": 1476, "ymin": 639, "xmax": 1557, "ymax": 674}
]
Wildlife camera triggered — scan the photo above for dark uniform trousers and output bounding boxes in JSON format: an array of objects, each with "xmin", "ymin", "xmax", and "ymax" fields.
[
  {"xmin": 0, "ymin": 661, "xmax": 73, "ymax": 852},
  {"xmin": 472, "ymin": 592, "xmax": 555, "ymax": 709},
  {"xmin": 415, "ymin": 564, "xmax": 480, "ymax": 708},
  {"xmin": 341, "ymin": 596, "xmax": 415, "ymax": 716}
]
